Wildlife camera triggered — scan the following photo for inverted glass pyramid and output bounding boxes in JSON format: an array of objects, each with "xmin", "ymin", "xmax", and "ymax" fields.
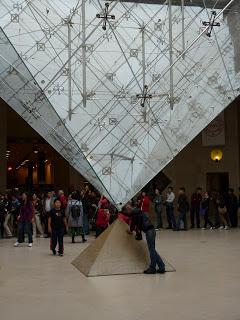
[{"xmin": 0, "ymin": 0, "xmax": 239, "ymax": 207}]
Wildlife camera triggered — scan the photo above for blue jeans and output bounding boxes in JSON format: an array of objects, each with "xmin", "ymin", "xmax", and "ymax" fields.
[
  {"xmin": 166, "ymin": 205, "xmax": 176, "ymax": 228},
  {"xmin": 145, "ymin": 228, "xmax": 165, "ymax": 270},
  {"xmin": 18, "ymin": 220, "xmax": 33, "ymax": 243}
]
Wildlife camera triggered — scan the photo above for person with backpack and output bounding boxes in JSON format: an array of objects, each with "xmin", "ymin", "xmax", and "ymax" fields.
[
  {"xmin": 48, "ymin": 199, "xmax": 68, "ymax": 256},
  {"xmin": 66, "ymin": 192, "xmax": 86, "ymax": 243}
]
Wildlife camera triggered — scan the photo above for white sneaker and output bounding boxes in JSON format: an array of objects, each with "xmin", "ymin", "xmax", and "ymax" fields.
[
  {"xmin": 224, "ymin": 226, "xmax": 229, "ymax": 230},
  {"xmin": 219, "ymin": 226, "xmax": 224, "ymax": 230},
  {"xmin": 201, "ymin": 227, "xmax": 206, "ymax": 230},
  {"xmin": 155, "ymin": 228, "xmax": 160, "ymax": 231},
  {"xmin": 210, "ymin": 227, "xmax": 215, "ymax": 230},
  {"xmin": 28, "ymin": 243, "xmax": 33, "ymax": 247},
  {"xmin": 14, "ymin": 241, "xmax": 19, "ymax": 247}
]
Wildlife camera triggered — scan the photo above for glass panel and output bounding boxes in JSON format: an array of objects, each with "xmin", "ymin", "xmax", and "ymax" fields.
[{"xmin": 0, "ymin": 0, "xmax": 239, "ymax": 207}]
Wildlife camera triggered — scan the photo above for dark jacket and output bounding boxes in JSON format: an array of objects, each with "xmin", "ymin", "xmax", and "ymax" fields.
[
  {"xmin": 0, "ymin": 200, "xmax": 7, "ymax": 221},
  {"xmin": 227, "ymin": 194, "xmax": 238, "ymax": 212},
  {"xmin": 191, "ymin": 193, "xmax": 202, "ymax": 209},
  {"xmin": 178, "ymin": 194, "xmax": 189, "ymax": 213},
  {"xmin": 218, "ymin": 195, "xmax": 226, "ymax": 208},
  {"xmin": 130, "ymin": 208, "xmax": 154, "ymax": 233},
  {"xmin": 19, "ymin": 203, "xmax": 34, "ymax": 222},
  {"xmin": 153, "ymin": 195, "xmax": 163, "ymax": 209},
  {"xmin": 201, "ymin": 198, "xmax": 210, "ymax": 214},
  {"xmin": 50, "ymin": 208, "xmax": 65, "ymax": 230}
]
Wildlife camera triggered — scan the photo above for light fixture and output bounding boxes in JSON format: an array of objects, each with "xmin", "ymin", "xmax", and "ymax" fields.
[
  {"xmin": 33, "ymin": 144, "xmax": 39, "ymax": 154},
  {"xmin": 210, "ymin": 149, "xmax": 223, "ymax": 162}
]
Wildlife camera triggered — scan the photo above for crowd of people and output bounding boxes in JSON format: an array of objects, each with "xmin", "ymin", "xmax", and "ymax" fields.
[
  {"xmin": 0, "ymin": 186, "xmax": 239, "ymax": 257},
  {"xmin": 150, "ymin": 187, "xmax": 239, "ymax": 231},
  {"xmin": 0, "ymin": 188, "xmax": 117, "ymax": 254}
]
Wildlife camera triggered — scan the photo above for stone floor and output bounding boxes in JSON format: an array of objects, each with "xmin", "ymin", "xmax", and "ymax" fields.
[{"xmin": 0, "ymin": 229, "xmax": 240, "ymax": 320}]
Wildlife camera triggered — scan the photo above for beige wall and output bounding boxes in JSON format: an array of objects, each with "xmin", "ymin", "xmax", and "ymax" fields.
[{"xmin": 164, "ymin": 101, "xmax": 240, "ymax": 197}]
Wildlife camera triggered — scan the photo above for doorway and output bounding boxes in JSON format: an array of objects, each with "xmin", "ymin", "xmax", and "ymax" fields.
[{"xmin": 206, "ymin": 172, "xmax": 229, "ymax": 193}]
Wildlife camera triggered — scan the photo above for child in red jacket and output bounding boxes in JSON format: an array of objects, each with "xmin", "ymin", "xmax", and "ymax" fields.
[
  {"xmin": 96, "ymin": 208, "xmax": 110, "ymax": 238},
  {"xmin": 141, "ymin": 191, "xmax": 151, "ymax": 215}
]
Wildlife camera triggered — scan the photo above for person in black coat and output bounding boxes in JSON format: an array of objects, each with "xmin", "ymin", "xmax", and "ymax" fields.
[
  {"xmin": 174, "ymin": 188, "xmax": 189, "ymax": 231},
  {"xmin": 201, "ymin": 192, "xmax": 215, "ymax": 230},
  {"xmin": 227, "ymin": 189, "xmax": 238, "ymax": 227}
]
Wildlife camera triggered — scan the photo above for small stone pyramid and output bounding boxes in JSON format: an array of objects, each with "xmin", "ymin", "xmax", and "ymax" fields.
[{"xmin": 72, "ymin": 219, "xmax": 175, "ymax": 277}]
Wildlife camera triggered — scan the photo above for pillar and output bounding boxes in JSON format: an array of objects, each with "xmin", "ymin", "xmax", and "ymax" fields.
[
  {"xmin": 38, "ymin": 151, "xmax": 46, "ymax": 185},
  {"xmin": 27, "ymin": 161, "xmax": 33, "ymax": 190},
  {"xmin": 53, "ymin": 155, "xmax": 69, "ymax": 192}
]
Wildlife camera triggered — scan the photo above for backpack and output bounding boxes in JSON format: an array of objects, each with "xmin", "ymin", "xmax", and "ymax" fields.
[{"xmin": 71, "ymin": 202, "xmax": 81, "ymax": 219}]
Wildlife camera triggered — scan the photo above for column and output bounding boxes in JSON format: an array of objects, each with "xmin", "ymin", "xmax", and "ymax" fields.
[
  {"xmin": 27, "ymin": 161, "xmax": 33, "ymax": 190},
  {"xmin": 37, "ymin": 151, "xmax": 46, "ymax": 185}
]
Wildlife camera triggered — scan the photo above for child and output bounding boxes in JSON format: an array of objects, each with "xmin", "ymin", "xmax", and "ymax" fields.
[
  {"xmin": 48, "ymin": 199, "xmax": 68, "ymax": 256},
  {"xmin": 95, "ymin": 207, "xmax": 110, "ymax": 238}
]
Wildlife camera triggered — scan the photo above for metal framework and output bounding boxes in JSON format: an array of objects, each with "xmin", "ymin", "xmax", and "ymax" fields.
[{"xmin": 0, "ymin": 0, "xmax": 239, "ymax": 207}]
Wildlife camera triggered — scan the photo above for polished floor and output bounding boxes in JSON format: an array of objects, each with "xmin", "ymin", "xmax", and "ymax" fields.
[{"xmin": 0, "ymin": 229, "xmax": 240, "ymax": 320}]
